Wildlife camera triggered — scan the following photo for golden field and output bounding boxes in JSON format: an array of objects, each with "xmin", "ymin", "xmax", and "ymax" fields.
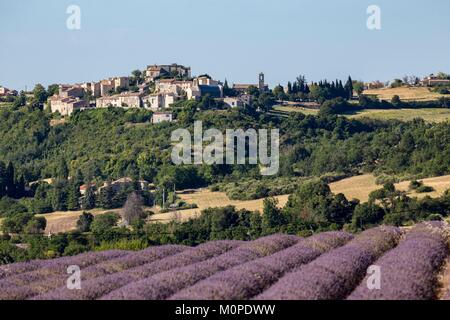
[{"xmin": 364, "ymin": 86, "xmax": 447, "ymax": 102}]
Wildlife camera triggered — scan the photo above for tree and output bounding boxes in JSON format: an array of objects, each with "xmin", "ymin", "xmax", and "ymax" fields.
[
  {"xmin": 83, "ymin": 183, "xmax": 96, "ymax": 210},
  {"xmin": 91, "ymin": 212, "xmax": 119, "ymax": 235},
  {"xmin": 391, "ymin": 95, "xmax": 401, "ymax": 106},
  {"xmin": 98, "ymin": 180, "xmax": 114, "ymax": 209},
  {"xmin": 131, "ymin": 70, "xmax": 143, "ymax": 85},
  {"xmin": 0, "ymin": 161, "xmax": 6, "ymax": 197},
  {"xmin": 1, "ymin": 212, "xmax": 34, "ymax": 234},
  {"xmin": 350, "ymin": 203, "xmax": 385, "ymax": 231},
  {"xmin": 344, "ymin": 76, "xmax": 354, "ymax": 99},
  {"xmin": 353, "ymin": 81, "xmax": 365, "ymax": 95},
  {"xmin": 12, "ymin": 92, "xmax": 26, "ymax": 109},
  {"xmin": 76, "ymin": 212, "xmax": 94, "ymax": 232},
  {"xmin": 50, "ymin": 179, "xmax": 69, "ymax": 211},
  {"xmin": 66, "ymin": 182, "xmax": 81, "ymax": 211},
  {"xmin": 273, "ymin": 85, "xmax": 286, "ymax": 101},
  {"xmin": 5, "ymin": 162, "xmax": 15, "ymax": 198},
  {"xmin": 24, "ymin": 217, "xmax": 47, "ymax": 235},
  {"xmin": 56, "ymin": 158, "xmax": 69, "ymax": 180},
  {"xmin": 121, "ymin": 192, "xmax": 146, "ymax": 227},
  {"xmin": 47, "ymin": 84, "xmax": 59, "ymax": 96},
  {"xmin": 262, "ymin": 198, "xmax": 285, "ymax": 232},
  {"xmin": 32, "ymin": 84, "xmax": 48, "ymax": 104}
]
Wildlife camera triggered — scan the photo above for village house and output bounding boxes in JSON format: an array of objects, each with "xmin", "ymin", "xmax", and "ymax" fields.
[
  {"xmin": 152, "ymin": 111, "xmax": 173, "ymax": 124},
  {"xmin": 49, "ymin": 96, "xmax": 89, "ymax": 116},
  {"xmin": 96, "ymin": 92, "xmax": 143, "ymax": 108},
  {"xmin": 223, "ymin": 97, "xmax": 245, "ymax": 108},
  {"xmin": 100, "ymin": 77, "xmax": 130, "ymax": 96},
  {"xmin": 145, "ymin": 64, "xmax": 191, "ymax": 82},
  {"xmin": 48, "ymin": 84, "xmax": 89, "ymax": 116},
  {"xmin": 143, "ymin": 93, "xmax": 177, "ymax": 110},
  {"xmin": 58, "ymin": 84, "xmax": 84, "ymax": 99},
  {"xmin": 421, "ymin": 74, "xmax": 450, "ymax": 87},
  {"xmin": 364, "ymin": 81, "xmax": 385, "ymax": 90},
  {"xmin": 80, "ymin": 81, "xmax": 101, "ymax": 98},
  {"xmin": 98, "ymin": 177, "xmax": 150, "ymax": 193},
  {"xmin": 0, "ymin": 86, "xmax": 17, "ymax": 96},
  {"xmin": 79, "ymin": 182, "xmax": 96, "ymax": 196}
]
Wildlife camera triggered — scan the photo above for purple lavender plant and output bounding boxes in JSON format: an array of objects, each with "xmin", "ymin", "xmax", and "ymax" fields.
[
  {"xmin": 100, "ymin": 234, "xmax": 299, "ymax": 300},
  {"xmin": 32, "ymin": 240, "xmax": 242, "ymax": 300},
  {"xmin": 348, "ymin": 222, "xmax": 449, "ymax": 300},
  {"xmin": 169, "ymin": 231, "xmax": 353, "ymax": 300},
  {"xmin": 255, "ymin": 226, "xmax": 402, "ymax": 300}
]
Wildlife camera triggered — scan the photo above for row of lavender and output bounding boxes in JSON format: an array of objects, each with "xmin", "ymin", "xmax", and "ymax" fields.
[
  {"xmin": 0, "ymin": 222, "xmax": 449, "ymax": 300},
  {"xmin": 349, "ymin": 221, "xmax": 449, "ymax": 300}
]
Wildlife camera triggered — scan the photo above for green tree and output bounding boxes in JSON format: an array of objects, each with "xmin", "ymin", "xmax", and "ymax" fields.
[
  {"xmin": 262, "ymin": 198, "xmax": 285, "ymax": 232},
  {"xmin": 91, "ymin": 212, "xmax": 119, "ymax": 235},
  {"xmin": 83, "ymin": 183, "xmax": 96, "ymax": 210},
  {"xmin": 344, "ymin": 76, "xmax": 354, "ymax": 99},
  {"xmin": 76, "ymin": 212, "xmax": 94, "ymax": 232}
]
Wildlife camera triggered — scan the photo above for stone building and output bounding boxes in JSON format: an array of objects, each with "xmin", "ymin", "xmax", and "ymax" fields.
[
  {"xmin": 145, "ymin": 64, "xmax": 191, "ymax": 82},
  {"xmin": 152, "ymin": 111, "xmax": 173, "ymax": 123},
  {"xmin": 96, "ymin": 92, "xmax": 142, "ymax": 108}
]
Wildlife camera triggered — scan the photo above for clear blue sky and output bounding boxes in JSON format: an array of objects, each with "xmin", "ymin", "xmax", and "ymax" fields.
[{"xmin": 1, "ymin": 0, "xmax": 450, "ymax": 90}]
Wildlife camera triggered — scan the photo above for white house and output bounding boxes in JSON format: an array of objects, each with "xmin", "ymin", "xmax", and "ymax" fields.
[{"xmin": 152, "ymin": 112, "xmax": 173, "ymax": 123}]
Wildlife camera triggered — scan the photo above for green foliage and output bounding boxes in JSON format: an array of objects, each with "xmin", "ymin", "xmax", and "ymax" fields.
[
  {"xmin": 1, "ymin": 212, "xmax": 34, "ymax": 234},
  {"xmin": 91, "ymin": 212, "xmax": 120, "ymax": 235},
  {"xmin": 350, "ymin": 202, "xmax": 385, "ymax": 231},
  {"xmin": 76, "ymin": 212, "xmax": 94, "ymax": 232}
]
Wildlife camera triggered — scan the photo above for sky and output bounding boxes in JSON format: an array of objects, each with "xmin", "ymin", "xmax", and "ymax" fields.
[{"xmin": 1, "ymin": 0, "xmax": 450, "ymax": 90}]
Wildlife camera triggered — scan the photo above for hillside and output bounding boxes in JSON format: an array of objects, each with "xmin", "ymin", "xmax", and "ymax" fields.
[
  {"xmin": 29, "ymin": 174, "xmax": 450, "ymax": 234},
  {"xmin": 1, "ymin": 222, "xmax": 449, "ymax": 300}
]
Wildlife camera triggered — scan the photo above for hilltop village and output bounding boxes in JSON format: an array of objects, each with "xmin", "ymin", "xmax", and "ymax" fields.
[{"xmin": 40, "ymin": 64, "xmax": 269, "ymax": 123}]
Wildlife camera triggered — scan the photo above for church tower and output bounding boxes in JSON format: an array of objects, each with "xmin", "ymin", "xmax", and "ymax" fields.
[{"xmin": 259, "ymin": 72, "xmax": 265, "ymax": 92}]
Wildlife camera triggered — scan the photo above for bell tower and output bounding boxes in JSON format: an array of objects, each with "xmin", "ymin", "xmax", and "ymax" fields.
[{"xmin": 259, "ymin": 72, "xmax": 265, "ymax": 92}]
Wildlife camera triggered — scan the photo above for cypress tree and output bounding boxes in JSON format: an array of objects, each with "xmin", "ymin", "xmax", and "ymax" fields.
[
  {"xmin": 5, "ymin": 162, "xmax": 15, "ymax": 198},
  {"xmin": 83, "ymin": 183, "xmax": 96, "ymax": 210},
  {"xmin": 345, "ymin": 76, "xmax": 354, "ymax": 99},
  {"xmin": 67, "ymin": 182, "xmax": 81, "ymax": 211},
  {"xmin": 0, "ymin": 161, "xmax": 6, "ymax": 197}
]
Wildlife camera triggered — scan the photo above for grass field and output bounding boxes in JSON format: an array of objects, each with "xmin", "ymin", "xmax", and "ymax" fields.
[
  {"xmin": 273, "ymin": 105, "xmax": 450, "ymax": 123},
  {"xmin": 273, "ymin": 105, "xmax": 319, "ymax": 115},
  {"xmin": 364, "ymin": 86, "xmax": 447, "ymax": 102},
  {"xmin": 329, "ymin": 174, "xmax": 450, "ymax": 202},
  {"xmin": 348, "ymin": 108, "xmax": 450, "ymax": 123},
  {"xmin": 149, "ymin": 190, "xmax": 290, "ymax": 223}
]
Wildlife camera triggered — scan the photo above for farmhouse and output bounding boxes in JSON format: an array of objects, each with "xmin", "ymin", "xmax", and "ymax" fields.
[
  {"xmin": 421, "ymin": 74, "xmax": 450, "ymax": 87},
  {"xmin": 364, "ymin": 81, "xmax": 385, "ymax": 90},
  {"xmin": 0, "ymin": 86, "xmax": 17, "ymax": 96},
  {"xmin": 152, "ymin": 111, "xmax": 173, "ymax": 123}
]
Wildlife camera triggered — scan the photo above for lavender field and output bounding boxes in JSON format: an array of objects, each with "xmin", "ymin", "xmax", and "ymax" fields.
[{"xmin": 1, "ymin": 222, "xmax": 449, "ymax": 300}]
